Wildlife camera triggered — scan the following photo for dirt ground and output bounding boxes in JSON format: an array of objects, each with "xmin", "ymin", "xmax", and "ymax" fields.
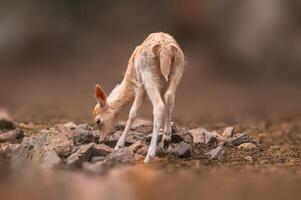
[{"xmin": 1, "ymin": 112, "xmax": 301, "ymax": 200}]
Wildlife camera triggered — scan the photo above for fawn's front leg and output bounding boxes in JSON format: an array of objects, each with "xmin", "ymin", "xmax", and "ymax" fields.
[{"xmin": 114, "ymin": 89, "xmax": 145, "ymax": 150}]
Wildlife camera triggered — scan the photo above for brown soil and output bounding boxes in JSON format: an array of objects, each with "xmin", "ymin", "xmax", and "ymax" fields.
[{"xmin": 1, "ymin": 115, "xmax": 300, "ymax": 200}]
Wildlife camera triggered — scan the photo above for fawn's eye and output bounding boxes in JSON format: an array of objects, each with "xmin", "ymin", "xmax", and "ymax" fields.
[{"xmin": 96, "ymin": 119, "xmax": 101, "ymax": 125}]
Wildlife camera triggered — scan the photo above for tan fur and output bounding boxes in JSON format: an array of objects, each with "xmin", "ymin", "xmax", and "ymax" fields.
[{"xmin": 93, "ymin": 32, "xmax": 185, "ymax": 163}]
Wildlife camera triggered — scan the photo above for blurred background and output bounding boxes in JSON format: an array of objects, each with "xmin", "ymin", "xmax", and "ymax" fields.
[{"xmin": 0, "ymin": 0, "xmax": 300, "ymax": 123}]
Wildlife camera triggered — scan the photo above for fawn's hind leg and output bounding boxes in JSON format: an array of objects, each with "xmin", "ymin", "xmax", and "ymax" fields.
[
  {"xmin": 143, "ymin": 79, "xmax": 165, "ymax": 163},
  {"xmin": 161, "ymin": 57, "xmax": 184, "ymax": 150}
]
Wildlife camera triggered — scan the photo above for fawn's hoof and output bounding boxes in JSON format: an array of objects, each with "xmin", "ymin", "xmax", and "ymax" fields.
[
  {"xmin": 114, "ymin": 140, "xmax": 125, "ymax": 150},
  {"xmin": 144, "ymin": 147, "xmax": 156, "ymax": 163},
  {"xmin": 161, "ymin": 135, "xmax": 171, "ymax": 152}
]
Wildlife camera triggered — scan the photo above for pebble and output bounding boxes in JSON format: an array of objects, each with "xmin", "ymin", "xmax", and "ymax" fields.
[
  {"xmin": 244, "ymin": 156, "xmax": 253, "ymax": 163},
  {"xmin": 221, "ymin": 126, "xmax": 234, "ymax": 138},
  {"xmin": 189, "ymin": 128, "xmax": 217, "ymax": 145},
  {"xmin": 238, "ymin": 143, "xmax": 257, "ymax": 150},
  {"xmin": 63, "ymin": 121, "xmax": 77, "ymax": 130}
]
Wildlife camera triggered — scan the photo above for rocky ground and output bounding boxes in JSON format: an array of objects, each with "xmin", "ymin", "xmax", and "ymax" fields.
[{"xmin": 1, "ymin": 109, "xmax": 301, "ymax": 200}]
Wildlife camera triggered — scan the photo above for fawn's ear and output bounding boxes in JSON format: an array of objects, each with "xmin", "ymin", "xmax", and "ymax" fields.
[
  {"xmin": 152, "ymin": 44, "xmax": 161, "ymax": 56},
  {"xmin": 95, "ymin": 84, "xmax": 107, "ymax": 106}
]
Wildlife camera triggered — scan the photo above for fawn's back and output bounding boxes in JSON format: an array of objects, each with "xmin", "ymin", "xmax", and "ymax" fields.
[{"xmin": 125, "ymin": 32, "xmax": 185, "ymax": 93}]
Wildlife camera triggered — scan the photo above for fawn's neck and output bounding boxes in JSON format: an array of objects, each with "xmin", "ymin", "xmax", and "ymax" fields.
[{"xmin": 107, "ymin": 78, "xmax": 135, "ymax": 114}]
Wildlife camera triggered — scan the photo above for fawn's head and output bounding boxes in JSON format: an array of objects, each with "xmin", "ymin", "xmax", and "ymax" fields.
[{"xmin": 93, "ymin": 84, "xmax": 117, "ymax": 141}]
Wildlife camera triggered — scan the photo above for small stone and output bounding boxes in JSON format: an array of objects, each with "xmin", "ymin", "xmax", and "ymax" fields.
[
  {"xmin": 206, "ymin": 145, "xmax": 224, "ymax": 160},
  {"xmin": 226, "ymin": 133, "xmax": 251, "ymax": 146},
  {"xmin": 0, "ymin": 109, "xmax": 15, "ymax": 130},
  {"xmin": 0, "ymin": 128, "xmax": 24, "ymax": 143},
  {"xmin": 146, "ymin": 132, "xmax": 184, "ymax": 144},
  {"xmin": 77, "ymin": 123, "xmax": 89, "ymax": 130},
  {"xmin": 104, "ymin": 148, "xmax": 135, "ymax": 168},
  {"xmin": 190, "ymin": 128, "xmax": 217, "ymax": 145},
  {"xmin": 67, "ymin": 143, "xmax": 95, "ymax": 168},
  {"xmin": 45, "ymin": 130, "xmax": 72, "ymax": 159},
  {"xmin": 221, "ymin": 127, "xmax": 234, "ymax": 138},
  {"xmin": 130, "ymin": 118, "xmax": 153, "ymax": 134},
  {"xmin": 136, "ymin": 145, "xmax": 149, "ymax": 156},
  {"xmin": 73, "ymin": 129, "xmax": 99, "ymax": 146},
  {"xmin": 238, "ymin": 143, "xmax": 257, "ymax": 150},
  {"xmin": 244, "ymin": 156, "xmax": 253, "ymax": 163},
  {"xmin": 0, "ymin": 143, "xmax": 20, "ymax": 154},
  {"xmin": 11, "ymin": 137, "xmax": 34, "ymax": 165},
  {"xmin": 107, "ymin": 130, "xmax": 146, "ymax": 147},
  {"xmin": 52, "ymin": 140, "xmax": 72, "ymax": 159},
  {"xmin": 64, "ymin": 122, "xmax": 77, "ymax": 130},
  {"xmin": 82, "ymin": 161, "xmax": 105, "ymax": 174},
  {"xmin": 258, "ymin": 133, "xmax": 267, "ymax": 142},
  {"xmin": 134, "ymin": 153, "xmax": 144, "ymax": 161},
  {"xmin": 270, "ymin": 145, "xmax": 281, "ymax": 150},
  {"xmin": 91, "ymin": 156, "xmax": 106, "ymax": 163},
  {"xmin": 113, "ymin": 121, "xmax": 126, "ymax": 132},
  {"xmin": 41, "ymin": 150, "xmax": 62, "ymax": 169},
  {"xmin": 128, "ymin": 141, "xmax": 144, "ymax": 152},
  {"xmin": 94, "ymin": 144, "xmax": 113, "ymax": 156},
  {"xmin": 167, "ymin": 142, "xmax": 191, "ymax": 157}
]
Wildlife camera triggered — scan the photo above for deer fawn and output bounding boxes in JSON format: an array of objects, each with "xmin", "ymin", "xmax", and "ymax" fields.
[{"xmin": 93, "ymin": 32, "xmax": 184, "ymax": 163}]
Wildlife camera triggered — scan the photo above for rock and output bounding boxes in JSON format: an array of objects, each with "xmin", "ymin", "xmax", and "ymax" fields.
[
  {"xmin": 41, "ymin": 150, "xmax": 62, "ymax": 169},
  {"xmin": 104, "ymin": 148, "xmax": 135, "ymax": 168},
  {"xmin": 51, "ymin": 140, "xmax": 72, "ymax": 159},
  {"xmin": 54, "ymin": 124, "xmax": 74, "ymax": 139},
  {"xmin": 258, "ymin": 133, "xmax": 267, "ymax": 142},
  {"xmin": 94, "ymin": 144, "xmax": 113, "ymax": 156},
  {"xmin": 114, "ymin": 121, "xmax": 126, "ymax": 131},
  {"xmin": 82, "ymin": 161, "xmax": 105, "ymax": 174},
  {"xmin": 221, "ymin": 127, "xmax": 234, "ymax": 138},
  {"xmin": 0, "ymin": 143, "xmax": 19, "ymax": 153},
  {"xmin": 91, "ymin": 156, "xmax": 106, "ymax": 163},
  {"xmin": 238, "ymin": 143, "xmax": 257, "ymax": 150},
  {"xmin": 189, "ymin": 128, "xmax": 218, "ymax": 145},
  {"xmin": 25, "ymin": 128, "xmax": 69, "ymax": 162},
  {"xmin": 146, "ymin": 132, "xmax": 184, "ymax": 144},
  {"xmin": 78, "ymin": 123, "xmax": 90, "ymax": 130},
  {"xmin": 167, "ymin": 142, "xmax": 191, "ymax": 157},
  {"xmin": 206, "ymin": 145, "xmax": 224, "ymax": 160},
  {"xmin": 244, "ymin": 156, "xmax": 253, "ymax": 163},
  {"xmin": 11, "ymin": 137, "xmax": 34, "ymax": 165},
  {"xmin": 134, "ymin": 153, "xmax": 144, "ymax": 161},
  {"xmin": 30, "ymin": 130, "xmax": 48, "ymax": 162},
  {"xmin": 43, "ymin": 129, "xmax": 72, "ymax": 159},
  {"xmin": 114, "ymin": 118, "xmax": 153, "ymax": 134},
  {"xmin": 130, "ymin": 118, "xmax": 153, "ymax": 134},
  {"xmin": 67, "ymin": 143, "xmax": 95, "ymax": 168},
  {"xmin": 270, "ymin": 145, "xmax": 281, "ymax": 150},
  {"xmin": 0, "ymin": 128, "xmax": 24, "ymax": 143},
  {"xmin": 136, "ymin": 145, "xmax": 149, "ymax": 156},
  {"xmin": 106, "ymin": 130, "xmax": 146, "ymax": 147},
  {"xmin": 64, "ymin": 122, "xmax": 77, "ymax": 130},
  {"xmin": 12, "ymin": 128, "xmax": 72, "ymax": 165},
  {"xmin": 73, "ymin": 128, "xmax": 99, "ymax": 146},
  {"xmin": 0, "ymin": 109, "xmax": 15, "ymax": 130},
  {"xmin": 128, "ymin": 141, "xmax": 144, "ymax": 152},
  {"xmin": 134, "ymin": 145, "xmax": 164, "ymax": 157},
  {"xmin": 226, "ymin": 133, "xmax": 252, "ymax": 146}
]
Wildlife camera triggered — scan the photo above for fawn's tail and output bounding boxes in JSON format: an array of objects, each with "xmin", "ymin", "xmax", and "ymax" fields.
[
  {"xmin": 153, "ymin": 44, "xmax": 178, "ymax": 82},
  {"xmin": 159, "ymin": 48, "xmax": 171, "ymax": 82}
]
